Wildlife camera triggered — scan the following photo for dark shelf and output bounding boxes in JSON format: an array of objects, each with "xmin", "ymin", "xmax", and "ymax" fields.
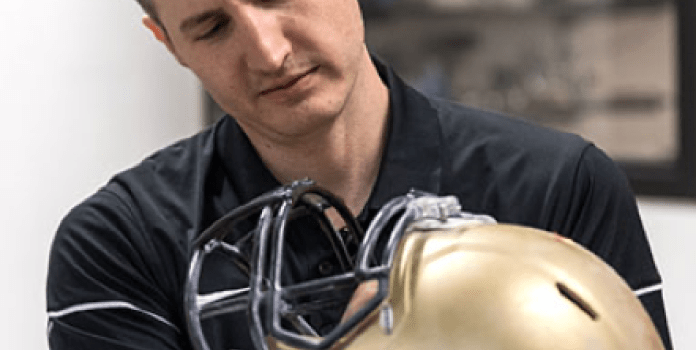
[
  {"xmin": 359, "ymin": 0, "xmax": 695, "ymax": 199},
  {"xmin": 362, "ymin": 0, "xmax": 672, "ymax": 21}
]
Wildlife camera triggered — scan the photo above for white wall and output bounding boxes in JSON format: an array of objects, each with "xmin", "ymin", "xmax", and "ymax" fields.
[
  {"xmin": 0, "ymin": 1, "xmax": 693, "ymax": 350},
  {"xmin": 639, "ymin": 198, "xmax": 696, "ymax": 350},
  {"xmin": 0, "ymin": 1, "xmax": 202, "ymax": 349}
]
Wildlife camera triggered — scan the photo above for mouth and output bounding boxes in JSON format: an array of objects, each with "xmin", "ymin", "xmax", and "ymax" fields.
[{"xmin": 259, "ymin": 66, "xmax": 319, "ymax": 96}]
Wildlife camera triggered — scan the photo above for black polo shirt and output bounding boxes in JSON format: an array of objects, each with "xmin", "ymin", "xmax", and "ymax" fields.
[{"xmin": 47, "ymin": 60, "xmax": 672, "ymax": 349}]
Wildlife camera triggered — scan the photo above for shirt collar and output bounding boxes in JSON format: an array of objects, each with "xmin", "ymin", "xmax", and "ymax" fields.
[{"xmin": 215, "ymin": 57, "xmax": 442, "ymax": 215}]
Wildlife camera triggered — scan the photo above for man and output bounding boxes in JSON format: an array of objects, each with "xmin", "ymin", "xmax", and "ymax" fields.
[{"xmin": 46, "ymin": 0, "xmax": 672, "ymax": 349}]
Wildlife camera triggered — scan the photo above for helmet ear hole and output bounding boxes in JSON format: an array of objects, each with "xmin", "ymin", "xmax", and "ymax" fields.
[{"xmin": 556, "ymin": 282, "xmax": 599, "ymax": 321}]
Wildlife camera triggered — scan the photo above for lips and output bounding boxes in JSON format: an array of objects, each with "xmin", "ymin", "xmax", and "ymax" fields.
[{"xmin": 259, "ymin": 66, "xmax": 319, "ymax": 97}]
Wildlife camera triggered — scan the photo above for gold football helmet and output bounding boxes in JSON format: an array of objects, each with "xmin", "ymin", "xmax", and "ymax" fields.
[
  {"xmin": 329, "ymin": 222, "xmax": 665, "ymax": 350},
  {"xmin": 185, "ymin": 180, "xmax": 664, "ymax": 350}
]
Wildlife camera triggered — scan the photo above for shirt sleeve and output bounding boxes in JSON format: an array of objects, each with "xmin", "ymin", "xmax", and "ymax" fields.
[
  {"xmin": 550, "ymin": 144, "xmax": 673, "ymax": 349},
  {"xmin": 46, "ymin": 189, "xmax": 190, "ymax": 350}
]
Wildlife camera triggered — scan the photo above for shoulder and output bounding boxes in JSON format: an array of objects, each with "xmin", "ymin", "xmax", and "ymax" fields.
[
  {"xmin": 48, "ymin": 126, "xmax": 219, "ymax": 313},
  {"xmin": 109, "ymin": 125, "xmax": 216, "ymax": 200},
  {"xmin": 54, "ymin": 121, "xmax": 218, "ymax": 233},
  {"xmin": 52, "ymin": 125, "xmax": 218, "ymax": 276},
  {"xmin": 430, "ymin": 97, "xmax": 592, "ymax": 182},
  {"xmin": 427, "ymin": 98, "xmax": 618, "ymax": 226},
  {"xmin": 101, "ymin": 125, "xmax": 218, "ymax": 227},
  {"xmin": 431, "ymin": 98, "xmax": 589, "ymax": 163}
]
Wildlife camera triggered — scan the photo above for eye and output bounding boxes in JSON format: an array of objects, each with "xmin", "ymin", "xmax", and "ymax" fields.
[{"xmin": 195, "ymin": 18, "xmax": 230, "ymax": 41}]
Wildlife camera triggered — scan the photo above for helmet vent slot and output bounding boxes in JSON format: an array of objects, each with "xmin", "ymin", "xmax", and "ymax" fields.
[{"xmin": 556, "ymin": 282, "xmax": 599, "ymax": 321}]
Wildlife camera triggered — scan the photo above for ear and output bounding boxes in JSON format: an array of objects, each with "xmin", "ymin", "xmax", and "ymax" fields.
[{"xmin": 142, "ymin": 16, "xmax": 188, "ymax": 67}]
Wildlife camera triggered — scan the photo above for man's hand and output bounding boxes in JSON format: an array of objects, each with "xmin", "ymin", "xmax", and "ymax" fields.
[{"xmin": 341, "ymin": 280, "xmax": 379, "ymax": 323}]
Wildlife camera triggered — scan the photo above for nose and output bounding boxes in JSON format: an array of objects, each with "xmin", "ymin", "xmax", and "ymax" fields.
[{"xmin": 237, "ymin": 5, "xmax": 292, "ymax": 73}]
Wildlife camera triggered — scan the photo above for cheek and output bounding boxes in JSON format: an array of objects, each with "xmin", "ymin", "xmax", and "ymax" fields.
[
  {"xmin": 190, "ymin": 54, "xmax": 249, "ymax": 105},
  {"xmin": 196, "ymin": 71, "xmax": 256, "ymax": 120},
  {"xmin": 331, "ymin": 0, "xmax": 364, "ymax": 40},
  {"xmin": 294, "ymin": 0, "xmax": 364, "ymax": 54},
  {"xmin": 328, "ymin": 7, "xmax": 365, "ymax": 68},
  {"xmin": 297, "ymin": 16, "xmax": 364, "ymax": 82}
]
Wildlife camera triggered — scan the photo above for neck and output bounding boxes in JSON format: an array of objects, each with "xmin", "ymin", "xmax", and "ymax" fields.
[{"xmin": 248, "ymin": 52, "xmax": 390, "ymax": 215}]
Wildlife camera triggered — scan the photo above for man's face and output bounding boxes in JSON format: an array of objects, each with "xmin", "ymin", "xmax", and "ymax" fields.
[{"xmin": 150, "ymin": 0, "xmax": 367, "ymax": 140}]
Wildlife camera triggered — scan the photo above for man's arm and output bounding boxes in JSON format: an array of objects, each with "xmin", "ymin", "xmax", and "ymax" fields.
[
  {"xmin": 550, "ymin": 145, "xmax": 672, "ymax": 349},
  {"xmin": 47, "ymin": 190, "xmax": 188, "ymax": 350}
]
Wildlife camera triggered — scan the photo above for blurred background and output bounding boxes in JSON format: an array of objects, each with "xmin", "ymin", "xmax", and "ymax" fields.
[{"xmin": 1, "ymin": 0, "xmax": 693, "ymax": 349}]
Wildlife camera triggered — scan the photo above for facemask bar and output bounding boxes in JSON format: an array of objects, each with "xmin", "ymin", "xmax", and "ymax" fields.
[
  {"xmin": 186, "ymin": 181, "xmax": 496, "ymax": 350},
  {"xmin": 262, "ymin": 186, "xmax": 366, "ymax": 350},
  {"xmin": 357, "ymin": 190, "xmax": 496, "ymax": 279},
  {"xmin": 185, "ymin": 179, "xmax": 364, "ymax": 350},
  {"xmin": 268, "ymin": 190, "xmax": 495, "ymax": 350}
]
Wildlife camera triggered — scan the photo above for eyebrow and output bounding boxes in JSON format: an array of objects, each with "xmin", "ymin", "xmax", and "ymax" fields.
[{"xmin": 179, "ymin": 8, "xmax": 226, "ymax": 33}]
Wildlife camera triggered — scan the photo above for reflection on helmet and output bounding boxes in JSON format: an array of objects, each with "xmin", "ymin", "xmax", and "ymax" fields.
[{"xmin": 185, "ymin": 180, "xmax": 664, "ymax": 350}]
